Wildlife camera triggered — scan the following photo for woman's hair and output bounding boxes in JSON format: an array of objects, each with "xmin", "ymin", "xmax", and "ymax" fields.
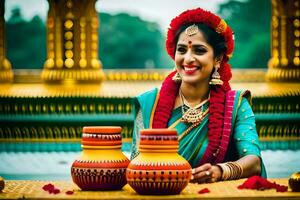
[
  {"xmin": 173, "ymin": 23, "xmax": 227, "ymax": 59},
  {"xmin": 172, "ymin": 22, "xmax": 231, "ymax": 165}
]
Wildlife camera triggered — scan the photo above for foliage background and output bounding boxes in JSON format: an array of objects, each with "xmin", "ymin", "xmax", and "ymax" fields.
[{"xmin": 5, "ymin": 0, "xmax": 271, "ymax": 69}]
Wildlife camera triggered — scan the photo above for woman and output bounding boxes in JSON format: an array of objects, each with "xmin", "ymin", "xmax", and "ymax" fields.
[{"xmin": 130, "ymin": 8, "xmax": 266, "ymax": 183}]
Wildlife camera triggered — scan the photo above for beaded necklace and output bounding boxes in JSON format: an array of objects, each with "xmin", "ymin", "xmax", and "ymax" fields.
[{"xmin": 179, "ymin": 90, "xmax": 209, "ymax": 124}]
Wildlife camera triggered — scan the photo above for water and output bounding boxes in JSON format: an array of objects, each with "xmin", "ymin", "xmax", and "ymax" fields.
[
  {"xmin": 0, "ymin": 143, "xmax": 299, "ymax": 180},
  {"xmin": 261, "ymin": 150, "xmax": 300, "ymax": 178}
]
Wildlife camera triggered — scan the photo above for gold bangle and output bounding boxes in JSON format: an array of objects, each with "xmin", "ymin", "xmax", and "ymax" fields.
[
  {"xmin": 216, "ymin": 163, "xmax": 230, "ymax": 180},
  {"xmin": 226, "ymin": 162, "xmax": 243, "ymax": 180},
  {"xmin": 216, "ymin": 162, "xmax": 243, "ymax": 181}
]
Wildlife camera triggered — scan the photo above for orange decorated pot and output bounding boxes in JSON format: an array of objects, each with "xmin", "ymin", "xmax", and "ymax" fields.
[
  {"xmin": 126, "ymin": 129, "xmax": 192, "ymax": 195},
  {"xmin": 71, "ymin": 126, "xmax": 130, "ymax": 191}
]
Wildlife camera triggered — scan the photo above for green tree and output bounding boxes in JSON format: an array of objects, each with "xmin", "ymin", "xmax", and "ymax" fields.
[
  {"xmin": 6, "ymin": 9, "xmax": 172, "ymax": 69},
  {"xmin": 6, "ymin": 7, "xmax": 46, "ymax": 69},
  {"xmin": 99, "ymin": 12, "xmax": 172, "ymax": 69},
  {"xmin": 218, "ymin": 0, "xmax": 271, "ymax": 68}
]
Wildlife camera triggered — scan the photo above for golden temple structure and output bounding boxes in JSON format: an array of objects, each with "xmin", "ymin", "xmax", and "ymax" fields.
[{"xmin": 0, "ymin": 0, "xmax": 299, "ymax": 148}]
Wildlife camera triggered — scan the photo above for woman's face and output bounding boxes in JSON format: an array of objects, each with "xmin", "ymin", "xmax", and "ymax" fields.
[{"xmin": 175, "ymin": 28, "xmax": 220, "ymax": 85}]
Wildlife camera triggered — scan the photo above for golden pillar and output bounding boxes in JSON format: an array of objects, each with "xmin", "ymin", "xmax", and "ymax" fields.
[
  {"xmin": 0, "ymin": 0, "xmax": 13, "ymax": 82},
  {"xmin": 267, "ymin": 0, "xmax": 300, "ymax": 82},
  {"xmin": 41, "ymin": 0, "xmax": 104, "ymax": 83}
]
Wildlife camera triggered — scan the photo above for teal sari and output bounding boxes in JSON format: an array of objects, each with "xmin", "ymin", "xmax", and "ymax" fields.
[{"xmin": 131, "ymin": 88, "xmax": 266, "ymax": 177}]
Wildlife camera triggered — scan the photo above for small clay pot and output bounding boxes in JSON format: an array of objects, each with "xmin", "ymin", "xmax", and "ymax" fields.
[
  {"xmin": 71, "ymin": 126, "xmax": 130, "ymax": 191},
  {"xmin": 126, "ymin": 129, "xmax": 192, "ymax": 195}
]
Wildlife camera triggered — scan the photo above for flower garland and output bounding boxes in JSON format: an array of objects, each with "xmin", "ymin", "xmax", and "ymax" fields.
[
  {"xmin": 153, "ymin": 7, "xmax": 234, "ymax": 165},
  {"xmin": 152, "ymin": 70, "xmax": 179, "ymax": 128}
]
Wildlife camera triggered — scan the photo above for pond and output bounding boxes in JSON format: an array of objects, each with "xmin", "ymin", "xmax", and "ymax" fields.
[{"xmin": 0, "ymin": 142, "xmax": 299, "ymax": 180}]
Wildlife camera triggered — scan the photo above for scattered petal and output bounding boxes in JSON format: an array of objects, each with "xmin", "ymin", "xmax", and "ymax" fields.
[
  {"xmin": 238, "ymin": 176, "xmax": 288, "ymax": 192},
  {"xmin": 198, "ymin": 188, "xmax": 210, "ymax": 194},
  {"xmin": 42, "ymin": 183, "xmax": 54, "ymax": 191},
  {"xmin": 65, "ymin": 190, "xmax": 74, "ymax": 195},
  {"xmin": 52, "ymin": 188, "xmax": 60, "ymax": 194},
  {"xmin": 276, "ymin": 185, "xmax": 288, "ymax": 192},
  {"xmin": 42, "ymin": 183, "xmax": 61, "ymax": 194}
]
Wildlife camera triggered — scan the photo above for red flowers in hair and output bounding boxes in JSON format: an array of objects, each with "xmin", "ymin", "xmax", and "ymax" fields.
[{"xmin": 166, "ymin": 8, "xmax": 234, "ymax": 60}]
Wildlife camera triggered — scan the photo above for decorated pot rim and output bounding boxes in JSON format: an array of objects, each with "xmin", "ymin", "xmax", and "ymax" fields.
[
  {"xmin": 140, "ymin": 129, "xmax": 177, "ymax": 135},
  {"xmin": 83, "ymin": 126, "xmax": 122, "ymax": 134}
]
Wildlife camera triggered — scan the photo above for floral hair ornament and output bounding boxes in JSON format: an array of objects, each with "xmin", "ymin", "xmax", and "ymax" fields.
[
  {"xmin": 215, "ymin": 19, "xmax": 227, "ymax": 34},
  {"xmin": 185, "ymin": 24, "xmax": 199, "ymax": 36},
  {"xmin": 166, "ymin": 8, "xmax": 234, "ymax": 60}
]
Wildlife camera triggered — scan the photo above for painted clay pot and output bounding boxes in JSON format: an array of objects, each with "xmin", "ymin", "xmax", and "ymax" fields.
[
  {"xmin": 126, "ymin": 129, "xmax": 192, "ymax": 195},
  {"xmin": 71, "ymin": 126, "xmax": 130, "ymax": 190}
]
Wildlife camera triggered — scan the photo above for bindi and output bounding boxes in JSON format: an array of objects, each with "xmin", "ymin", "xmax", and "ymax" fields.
[{"xmin": 188, "ymin": 41, "xmax": 192, "ymax": 48}]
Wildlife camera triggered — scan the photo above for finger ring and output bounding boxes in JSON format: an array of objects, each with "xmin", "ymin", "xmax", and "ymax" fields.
[{"xmin": 205, "ymin": 171, "xmax": 210, "ymax": 176}]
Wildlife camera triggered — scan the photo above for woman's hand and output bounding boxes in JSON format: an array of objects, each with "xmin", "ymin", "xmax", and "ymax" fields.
[{"xmin": 191, "ymin": 163, "xmax": 222, "ymax": 183}]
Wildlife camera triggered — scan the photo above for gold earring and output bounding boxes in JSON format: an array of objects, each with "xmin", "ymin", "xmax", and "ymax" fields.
[
  {"xmin": 172, "ymin": 72, "xmax": 182, "ymax": 82},
  {"xmin": 209, "ymin": 67, "xmax": 223, "ymax": 85}
]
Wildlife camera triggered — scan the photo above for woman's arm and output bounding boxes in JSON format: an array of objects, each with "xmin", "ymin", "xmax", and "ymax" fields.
[
  {"xmin": 191, "ymin": 97, "xmax": 264, "ymax": 183},
  {"xmin": 236, "ymin": 154, "xmax": 261, "ymax": 178},
  {"xmin": 191, "ymin": 155, "xmax": 261, "ymax": 183}
]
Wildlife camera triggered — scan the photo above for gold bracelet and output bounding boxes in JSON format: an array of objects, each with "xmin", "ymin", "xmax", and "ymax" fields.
[
  {"xmin": 226, "ymin": 162, "xmax": 243, "ymax": 180},
  {"xmin": 216, "ymin": 162, "xmax": 243, "ymax": 181},
  {"xmin": 216, "ymin": 163, "xmax": 230, "ymax": 180}
]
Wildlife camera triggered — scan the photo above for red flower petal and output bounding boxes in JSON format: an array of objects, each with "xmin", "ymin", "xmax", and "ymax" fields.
[
  {"xmin": 52, "ymin": 188, "xmax": 60, "ymax": 194},
  {"xmin": 42, "ymin": 183, "xmax": 62, "ymax": 194},
  {"xmin": 42, "ymin": 183, "xmax": 54, "ymax": 191},
  {"xmin": 238, "ymin": 176, "xmax": 288, "ymax": 192},
  {"xmin": 276, "ymin": 185, "xmax": 288, "ymax": 192},
  {"xmin": 198, "ymin": 188, "xmax": 210, "ymax": 194},
  {"xmin": 65, "ymin": 190, "xmax": 74, "ymax": 195}
]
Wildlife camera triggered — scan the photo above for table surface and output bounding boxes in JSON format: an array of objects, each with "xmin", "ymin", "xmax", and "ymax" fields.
[{"xmin": 0, "ymin": 178, "xmax": 300, "ymax": 200}]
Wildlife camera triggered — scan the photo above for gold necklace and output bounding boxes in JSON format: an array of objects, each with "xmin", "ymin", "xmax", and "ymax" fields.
[{"xmin": 180, "ymin": 90, "xmax": 209, "ymax": 124}]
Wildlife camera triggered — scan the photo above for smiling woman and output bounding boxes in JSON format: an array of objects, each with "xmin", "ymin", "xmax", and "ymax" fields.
[
  {"xmin": 130, "ymin": 7, "xmax": 267, "ymax": 184},
  {"xmin": 174, "ymin": 24, "xmax": 221, "ymax": 86}
]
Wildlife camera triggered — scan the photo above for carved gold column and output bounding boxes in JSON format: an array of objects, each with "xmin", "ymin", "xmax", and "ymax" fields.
[
  {"xmin": 41, "ymin": 0, "xmax": 104, "ymax": 83},
  {"xmin": 0, "ymin": 0, "xmax": 13, "ymax": 82},
  {"xmin": 267, "ymin": 0, "xmax": 300, "ymax": 82}
]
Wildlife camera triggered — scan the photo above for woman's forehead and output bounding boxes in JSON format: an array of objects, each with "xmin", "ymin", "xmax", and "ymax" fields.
[{"xmin": 177, "ymin": 31, "xmax": 209, "ymax": 45}]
